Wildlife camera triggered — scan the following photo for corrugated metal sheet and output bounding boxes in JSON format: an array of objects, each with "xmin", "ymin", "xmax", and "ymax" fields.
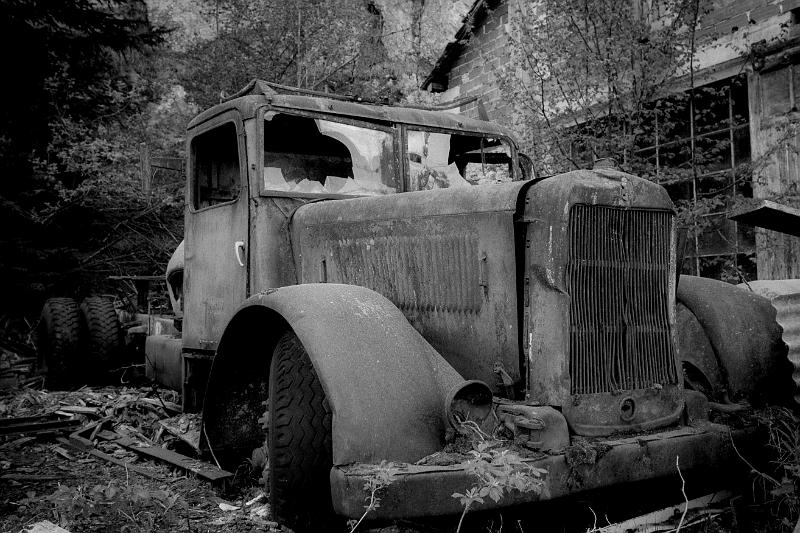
[
  {"xmin": 740, "ymin": 279, "xmax": 800, "ymax": 403},
  {"xmin": 325, "ymin": 233, "xmax": 482, "ymax": 313},
  {"xmin": 567, "ymin": 205, "xmax": 677, "ymax": 394}
]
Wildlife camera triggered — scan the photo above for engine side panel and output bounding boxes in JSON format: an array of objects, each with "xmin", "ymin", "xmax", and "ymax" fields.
[{"xmin": 291, "ymin": 184, "xmax": 529, "ymax": 390}]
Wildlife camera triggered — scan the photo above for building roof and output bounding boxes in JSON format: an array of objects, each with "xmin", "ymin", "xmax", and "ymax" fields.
[
  {"xmin": 187, "ymin": 79, "xmax": 516, "ymax": 139},
  {"xmin": 421, "ymin": 0, "xmax": 498, "ymax": 91}
]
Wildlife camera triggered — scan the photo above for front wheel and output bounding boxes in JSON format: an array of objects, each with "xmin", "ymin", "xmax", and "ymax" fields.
[{"xmin": 266, "ymin": 331, "xmax": 337, "ymax": 532}]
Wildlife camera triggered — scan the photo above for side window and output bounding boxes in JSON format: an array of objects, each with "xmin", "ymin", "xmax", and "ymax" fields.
[
  {"xmin": 406, "ymin": 130, "xmax": 514, "ymax": 191},
  {"xmin": 191, "ymin": 122, "xmax": 241, "ymax": 209}
]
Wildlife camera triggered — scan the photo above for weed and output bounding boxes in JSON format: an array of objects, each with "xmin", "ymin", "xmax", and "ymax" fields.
[
  {"xmin": 758, "ymin": 407, "xmax": 800, "ymax": 521},
  {"xmin": 452, "ymin": 440, "xmax": 547, "ymax": 533},
  {"xmin": 44, "ymin": 481, "xmax": 185, "ymax": 531},
  {"xmin": 348, "ymin": 460, "xmax": 400, "ymax": 533}
]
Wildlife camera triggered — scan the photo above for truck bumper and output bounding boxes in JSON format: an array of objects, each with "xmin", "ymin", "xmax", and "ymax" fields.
[{"xmin": 330, "ymin": 424, "xmax": 756, "ymax": 519}]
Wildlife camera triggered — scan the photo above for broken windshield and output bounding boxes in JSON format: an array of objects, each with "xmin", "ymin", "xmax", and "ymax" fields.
[
  {"xmin": 262, "ymin": 114, "xmax": 398, "ymax": 196},
  {"xmin": 406, "ymin": 130, "xmax": 514, "ymax": 191}
]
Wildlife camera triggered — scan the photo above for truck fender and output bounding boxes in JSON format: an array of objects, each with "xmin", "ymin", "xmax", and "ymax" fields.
[
  {"xmin": 676, "ymin": 275, "xmax": 790, "ymax": 405},
  {"xmin": 201, "ymin": 283, "xmax": 491, "ymax": 466}
]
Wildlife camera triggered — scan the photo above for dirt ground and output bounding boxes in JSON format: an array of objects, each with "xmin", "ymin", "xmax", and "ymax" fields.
[{"xmin": 1, "ymin": 382, "xmax": 797, "ymax": 533}]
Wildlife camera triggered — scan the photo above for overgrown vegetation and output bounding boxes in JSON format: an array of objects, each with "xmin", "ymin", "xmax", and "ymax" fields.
[
  {"xmin": 496, "ymin": 0, "xmax": 760, "ymax": 281},
  {"xmin": 0, "ymin": 0, "xmax": 456, "ymax": 333},
  {"xmin": 0, "ymin": 0, "xmax": 185, "ymax": 323},
  {"xmin": 452, "ymin": 440, "xmax": 546, "ymax": 533}
]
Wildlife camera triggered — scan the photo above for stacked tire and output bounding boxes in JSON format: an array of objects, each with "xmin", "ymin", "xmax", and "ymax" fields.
[{"xmin": 36, "ymin": 296, "xmax": 122, "ymax": 388}]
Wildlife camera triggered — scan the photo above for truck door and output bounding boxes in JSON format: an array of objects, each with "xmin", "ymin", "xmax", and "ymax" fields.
[{"xmin": 183, "ymin": 111, "xmax": 248, "ymax": 352}]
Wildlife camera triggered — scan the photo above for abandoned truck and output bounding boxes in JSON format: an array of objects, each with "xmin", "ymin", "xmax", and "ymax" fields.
[{"xmin": 37, "ymin": 80, "xmax": 792, "ymax": 530}]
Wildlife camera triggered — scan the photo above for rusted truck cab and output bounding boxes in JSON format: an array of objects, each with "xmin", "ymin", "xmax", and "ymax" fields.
[{"xmin": 149, "ymin": 80, "xmax": 777, "ymax": 530}]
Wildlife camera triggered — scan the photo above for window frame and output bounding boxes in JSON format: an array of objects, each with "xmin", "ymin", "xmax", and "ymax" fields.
[
  {"xmin": 630, "ymin": 77, "xmax": 754, "ymax": 276},
  {"xmin": 187, "ymin": 110, "xmax": 247, "ymax": 214},
  {"xmin": 256, "ymin": 106, "xmax": 402, "ymax": 200},
  {"xmin": 402, "ymin": 124, "xmax": 520, "ymax": 191}
]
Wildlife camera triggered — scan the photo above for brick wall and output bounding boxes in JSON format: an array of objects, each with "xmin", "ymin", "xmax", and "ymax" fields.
[
  {"xmin": 445, "ymin": 0, "xmax": 511, "ymax": 121},
  {"xmin": 434, "ymin": 0, "xmax": 800, "ymax": 120},
  {"xmin": 696, "ymin": 0, "xmax": 800, "ymax": 41}
]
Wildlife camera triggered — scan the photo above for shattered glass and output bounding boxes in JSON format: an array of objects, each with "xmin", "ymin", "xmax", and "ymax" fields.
[
  {"xmin": 406, "ymin": 130, "xmax": 513, "ymax": 191},
  {"xmin": 262, "ymin": 115, "xmax": 397, "ymax": 196}
]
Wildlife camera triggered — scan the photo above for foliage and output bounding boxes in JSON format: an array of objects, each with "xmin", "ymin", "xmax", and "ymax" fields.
[
  {"xmin": 452, "ymin": 440, "xmax": 547, "ymax": 533},
  {"xmin": 41, "ymin": 481, "xmax": 185, "ymax": 531},
  {"xmin": 0, "ymin": 0, "xmax": 187, "ymax": 320},
  {"xmin": 177, "ymin": 0, "xmax": 396, "ymax": 108},
  {"xmin": 494, "ymin": 0, "xmax": 761, "ymax": 281},
  {"xmin": 756, "ymin": 407, "xmax": 800, "ymax": 526},
  {"xmin": 349, "ymin": 460, "xmax": 400, "ymax": 532},
  {"xmin": 497, "ymin": 0, "xmax": 697, "ymax": 173}
]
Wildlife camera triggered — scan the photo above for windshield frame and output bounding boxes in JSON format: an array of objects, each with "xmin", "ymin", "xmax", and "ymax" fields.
[{"xmin": 256, "ymin": 105, "xmax": 401, "ymax": 199}]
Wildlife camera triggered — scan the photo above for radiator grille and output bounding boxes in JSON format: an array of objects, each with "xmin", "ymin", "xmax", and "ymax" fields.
[{"xmin": 567, "ymin": 205, "xmax": 677, "ymax": 394}]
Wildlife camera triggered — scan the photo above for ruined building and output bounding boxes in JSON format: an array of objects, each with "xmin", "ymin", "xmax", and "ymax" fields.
[{"xmin": 423, "ymin": 0, "xmax": 800, "ymax": 280}]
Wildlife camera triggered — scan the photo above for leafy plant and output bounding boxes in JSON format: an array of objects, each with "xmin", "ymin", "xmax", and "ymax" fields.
[
  {"xmin": 452, "ymin": 440, "xmax": 547, "ymax": 533},
  {"xmin": 349, "ymin": 460, "xmax": 400, "ymax": 533},
  {"xmin": 44, "ymin": 481, "xmax": 185, "ymax": 531}
]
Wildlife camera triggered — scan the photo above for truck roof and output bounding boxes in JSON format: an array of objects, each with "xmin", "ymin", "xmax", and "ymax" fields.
[{"xmin": 187, "ymin": 79, "xmax": 516, "ymax": 141}]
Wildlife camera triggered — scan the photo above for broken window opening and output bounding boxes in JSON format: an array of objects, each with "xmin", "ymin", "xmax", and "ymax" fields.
[
  {"xmin": 262, "ymin": 114, "xmax": 398, "ymax": 197},
  {"xmin": 191, "ymin": 122, "xmax": 241, "ymax": 210},
  {"xmin": 405, "ymin": 129, "xmax": 514, "ymax": 191}
]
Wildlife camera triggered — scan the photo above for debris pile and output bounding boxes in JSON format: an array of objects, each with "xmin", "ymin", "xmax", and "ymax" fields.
[{"xmin": 0, "ymin": 385, "xmax": 276, "ymax": 533}]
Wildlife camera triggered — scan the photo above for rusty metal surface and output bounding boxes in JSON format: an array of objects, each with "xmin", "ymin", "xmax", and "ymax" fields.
[
  {"xmin": 739, "ymin": 279, "xmax": 800, "ymax": 403},
  {"xmin": 567, "ymin": 206, "xmax": 677, "ymax": 394},
  {"xmin": 203, "ymin": 283, "xmax": 488, "ymax": 465},
  {"xmin": 330, "ymin": 425, "xmax": 756, "ymax": 519},
  {"xmin": 165, "ymin": 240, "xmax": 184, "ymax": 317},
  {"xmin": 675, "ymin": 302, "xmax": 727, "ymax": 400},
  {"xmin": 188, "ymin": 81, "xmax": 516, "ymax": 139},
  {"xmin": 182, "ymin": 111, "xmax": 249, "ymax": 353},
  {"xmin": 677, "ymin": 275, "xmax": 790, "ymax": 405},
  {"xmin": 522, "ymin": 170, "xmax": 679, "ymax": 435},
  {"xmin": 144, "ymin": 334, "xmax": 182, "ymax": 391},
  {"xmin": 290, "ymin": 182, "xmax": 532, "ymax": 389}
]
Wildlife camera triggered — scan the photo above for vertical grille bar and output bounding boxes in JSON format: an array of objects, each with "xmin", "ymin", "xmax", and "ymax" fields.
[{"xmin": 568, "ymin": 205, "xmax": 677, "ymax": 394}]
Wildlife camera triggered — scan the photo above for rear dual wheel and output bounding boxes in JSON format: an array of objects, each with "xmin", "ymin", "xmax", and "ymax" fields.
[
  {"xmin": 36, "ymin": 296, "xmax": 122, "ymax": 388},
  {"xmin": 37, "ymin": 297, "xmax": 81, "ymax": 388},
  {"xmin": 79, "ymin": 296, "xmax": 123, "ymax": 374},
  {"xmin": 263, "ymin": 331, "xmax": 338, "ymax": 532}
]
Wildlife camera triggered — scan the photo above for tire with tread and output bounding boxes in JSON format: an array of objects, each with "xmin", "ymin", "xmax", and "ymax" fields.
[
  {"xmin": 266, "ymin": 331, "xmax": 336, "ymax": 532},
  {"xmin": 79, "ymin": 296, "xmax": 122, "ymax": 375},
  {"xmin": 37, "ymin": 297, "xmax": 81, "ymax": 388}
]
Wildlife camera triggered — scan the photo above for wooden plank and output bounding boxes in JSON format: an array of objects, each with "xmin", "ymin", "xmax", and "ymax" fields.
[
  {"xmin": 150, "ymin": 156, "xmax": 184, "ymax": 171},
  {"xmin": 729, "ymin": 200, "xmax": 800, "ymax": 237},
  {"xmin": 56, "ymin": 436, "xmax": 163, "ymax": 481},
  {"xmin": 112, "ymin": 436, "xmax": 233, "ymax": 483},
  {"xmin": 57, "ymin": 406, "xmax": 100, "ymax": 416},
  {"xmin": 1, "ymin": 474, "xmax": 71, "ymax": 481},
  {"xmin": 0, "ymin": 414, "xmax": 81, "ymax": 436}
]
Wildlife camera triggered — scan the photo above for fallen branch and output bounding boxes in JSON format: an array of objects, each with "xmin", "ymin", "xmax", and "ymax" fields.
[{"xmin": 675, "ymin": 456, "xmax": 688, "ymax": 532}]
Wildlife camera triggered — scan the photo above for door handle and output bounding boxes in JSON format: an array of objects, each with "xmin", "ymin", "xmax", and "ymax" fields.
[{"xmin": 234, "ymin": 241, "xmax": 245, "ymax": 267}]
